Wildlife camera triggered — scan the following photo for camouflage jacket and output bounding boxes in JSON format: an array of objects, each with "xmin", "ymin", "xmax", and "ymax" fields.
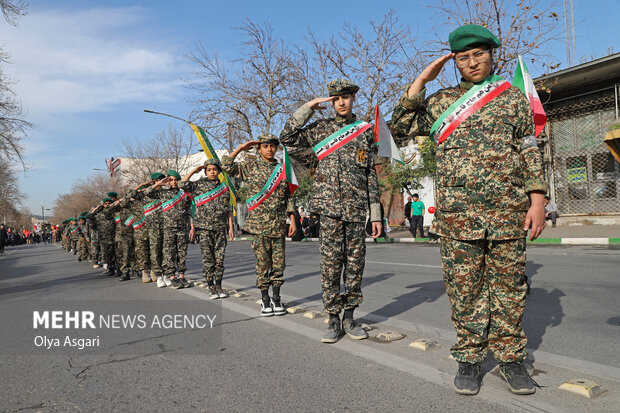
[
  {"xmin": 157, "ymin": 187, "xmax": 192, "ymax": 230},
  {"xmin": 125, "ymin": 190, "xmax": 149, "ymax": 233},
  {"xmin": 222, "ymin": 155, "xmax": 294, "ymax": 237},
  {"xmin": 179, "ymin": 177, "xmax": 231, "ymax": 230},
  {"xmin": 78, "ymin": 222, "xmax": 88, "ymax": 240},
  {"xmin": 391, "ymin": 79, "xmax": 548, "ymax": 240},
  {"xmin": 279, "ymin": 104, "xmax": 380, "ymax": 223},
  {"xmin": 69, "ymin": 223, "xmax": 79, "ymax": 240},
  {"xmin": 139, "ymin": 186, "xmax": 166, "ymax": 230},
  {"xmin": 92, "ymin": 206, "xmax": 116, "ymax": 239}
]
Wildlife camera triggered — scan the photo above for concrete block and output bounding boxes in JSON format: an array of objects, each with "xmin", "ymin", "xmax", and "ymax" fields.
[
  {"xmin": 286, "ymin": 306, "xmax": 304, "ymax": 314},
  {"xmin": 228, "ymin": 289, "xmax": 238, "ymax": 295},
  {"xmin": 361, "ymin": 323, "xmax": 373, "ymax": 331},
  {"xmin": 408, "ymin": 339, "xmax": 440, "ymax": 351},
  {"xmin": 233, "ymin": 292, "xmax": 249, "ymax": 298},
  {"xmin": 375, "ymin": 331, "xmax": 404, "ymax": 342},
  {"xmin": 303, "ymin": 311, "xmax": 323, "ymax": 319},
  {"xmin": 559, "ymin": 380, "xmax": 605, "ymax": 399}
]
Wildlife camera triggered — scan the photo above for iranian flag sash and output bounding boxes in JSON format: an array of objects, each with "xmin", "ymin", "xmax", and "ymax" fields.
[
  {"xmin": 194, "ymin": 182, "xmax": 229, "ymax": 207},
  {"xmin": 70, "ymin": 226, "xmax": 79, "ymax": 234},
  {"xmin": 162, "ymin": 190, "xmax": 189, "ymax": 212},
  {"xmin": 430, "ymin": 75, "xmax": 511, "ymax": 145},
  {"xmin": 143, "ymin": 200, "xmax": 161, "ymax": 217},
  {"xmin": 313, "ymin": 120, "xmax": 371, "ymax": 161},
  {"xmin": 246, "ymin": 164, "xmax": 284, "ymax": 212},
  {"xmin": 114, "ymin": 215, "xmax": 121, "ymax": 224},
  {"xmin": 132, "ymin": 216, "xmax": 147, "ymax": 230},
  {"xmin": 124, "ymin": 215, "xmax": 135, "ymax": 227}
]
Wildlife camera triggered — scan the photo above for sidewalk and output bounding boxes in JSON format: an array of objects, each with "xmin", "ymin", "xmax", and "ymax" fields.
[{"xmin": 383, "ymin": 224, "xmax": 620, "ymax": 245}]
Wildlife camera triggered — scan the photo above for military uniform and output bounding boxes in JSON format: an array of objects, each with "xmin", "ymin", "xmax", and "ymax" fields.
[
  {"xmin": 111, "ymin": 197, "xmax": 136, "ymax": 278},
  {"xmin": 141, "ymin": 173, "xmax": 166, "ymax": 279},
  {"xmin": 92, "ymin": 199, "xmax": 117, "ymax": 272},
  {"xmin": 179, "ymin": 169, "xmax": 231, "ymax": 287},
  {"xmin": 68, "ymin": 219, "xmax": 79, "ymax": 254},
  {"xmin": 279, "ymin": 79, "xmax": 381, "ymax": 316},
  {"xmin": 159, "ymin": 171, "xmax": 192, "ymax": 278},
  {"xmin": 391, "ymin": 33, "xmax": 548, "ymax": 366},
  {"xmin": 126, "ymin": 188, "xmax": 152, "ymax": 281},
  {"xmin": 77, "ymin": 217, "xmax": 89, "ymax": 261},
  {"xmin": 222, "ymin": 138, "xmax": 294, "ymax": 291}
]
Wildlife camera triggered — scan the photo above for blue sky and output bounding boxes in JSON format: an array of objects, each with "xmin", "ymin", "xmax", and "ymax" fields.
[{"xmin": 1, "ymin": 0, "xmax": 618, "ymax": 214}]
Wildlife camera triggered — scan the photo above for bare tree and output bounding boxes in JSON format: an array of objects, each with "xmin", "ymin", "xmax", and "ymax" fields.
[
  {"xmin": 0, "ymin": 156, "xmax": 24, "ymax": 224},
  {"xmin": 0, "ymin": 0, "xmax": 31, "ymax": 166},
  {"xmin": 427, "ymin": 0, "xmax": 562, "ymax": 80},
  {"xmin": 119, "ymin": 123, "xmax": 198, "ymax": 187},
  {"xmin": 187, "ymin": 19, "xmax": 296, "ymax": 148}
]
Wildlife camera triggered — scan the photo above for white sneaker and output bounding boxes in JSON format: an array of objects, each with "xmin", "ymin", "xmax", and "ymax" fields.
[
  {"xmin": 163, "ymin": 276, "xmax": 172, "ymax": 287},
  {"xmin": 157, "ymin": 276, "xmax": 166, "ymax": 288},
  {"xmin": 103, "ymin": 263, "xmax": 108, "ymax": 270},
  {"xmin": 260, "ymin": 298, "xmax": 273, "ymax": 317}
]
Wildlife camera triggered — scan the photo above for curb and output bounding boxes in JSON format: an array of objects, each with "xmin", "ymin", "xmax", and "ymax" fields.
[{"xmin": 229, "ymin": 236, "xmax": 620, "ymax": 246}]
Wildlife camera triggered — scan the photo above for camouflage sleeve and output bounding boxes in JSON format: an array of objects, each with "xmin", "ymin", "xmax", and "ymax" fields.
[
  {"xmin": 178, "ymin": 180, "xmax": 192, "ymax": 193},
  {"xmin": 221, "ymin": 155, "xmax": 243, "ymax": 179},
  {"xmin": 285, "ymin": 186, "xmax": 295, "ymax": 217},
  {"xmin": 390, "ymin": 86, "xmax": 435, "ymax": 143},
  {"xmin": 279, "ymin": 104, "xmax": 315, "ymax": 148},
  {"xmin": 515, "ymin": 93, "xmax": 549, "ymax": 194}
]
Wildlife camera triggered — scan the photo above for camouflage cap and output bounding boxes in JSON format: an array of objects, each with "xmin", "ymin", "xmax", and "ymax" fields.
[
  {"xmin": 203, "ymin": 158, "xmax": 222, "ymax": 169},
  {"xmin": 257, "ymin": 133, "xmax": 280, "ymax": 146},
  {"xmin": 327, "ymin": 78, "xmax": 359, "ymax": 96},
  {"xmin": 150, "ymin": 172, "xmax": 166, "ymax": 180},
  {"xmin": 449, "ymin": 24, "xmax": 501, "ymax": 52}
]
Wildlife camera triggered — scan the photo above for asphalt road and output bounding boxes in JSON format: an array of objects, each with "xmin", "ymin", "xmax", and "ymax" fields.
[{"xmin": 0, "ymin": 241, "xmax": 618, "ymax": 412}]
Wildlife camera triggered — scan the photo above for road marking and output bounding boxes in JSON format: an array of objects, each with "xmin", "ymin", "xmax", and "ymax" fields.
[
  {"xmin": 365, "ymin": 260, "xmax": 442, "ymax": 269},
  {"xmin": 179, "ymin": 286, "xmax": 570, "ymax": 413}
]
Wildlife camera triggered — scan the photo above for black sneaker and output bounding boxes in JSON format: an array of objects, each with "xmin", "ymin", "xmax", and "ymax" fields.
[
  {"xmin": 179, "ymin": 278, "xmax": 191, "ymax": 288},
  {"xmin": 260, "ymin": 297, "xmax": 273, "ymax": 317},
  {"xmin": 119, "ymin": 273, "xmax": 131, "ymax": 282},
  {"xmin": 499, "ymin": 362, "xmax": 538, "ymax": 395},
  {"xmin": 453, "ymin": 362, "xmax": 482, "ymax": 395},
  {"xmin": 170, "ymin": 278, "xmax": 183, "ymax": 289}
]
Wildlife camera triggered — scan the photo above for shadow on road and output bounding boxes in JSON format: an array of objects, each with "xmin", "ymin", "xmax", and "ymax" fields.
[{"xmin": 369, "ymin": 280, "xmax": 445, "ymax": 319}]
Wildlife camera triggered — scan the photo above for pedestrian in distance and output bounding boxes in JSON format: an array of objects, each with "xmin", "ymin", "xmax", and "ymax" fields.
[
  {"xmin": 410, "ymin": 193, "xmax": 425, "ymax": 238},
  {"xmin": 391, "ymin": 24, "xmax": 547, "ymax": 396}
]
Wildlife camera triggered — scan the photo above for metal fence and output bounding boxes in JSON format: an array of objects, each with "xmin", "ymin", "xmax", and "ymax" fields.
[{"xmin": 548, "ymin": 89, "xmax": 620, "ymax": 214}]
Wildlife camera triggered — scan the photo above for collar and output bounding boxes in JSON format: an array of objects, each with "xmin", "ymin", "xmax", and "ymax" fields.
[
  {"xmin": 258, "ymin": 155, "xmax": 278, "ymax": 166},
  {"xmin": 335, "ymin": 113, "xmax": 356, "ymax": 124}
]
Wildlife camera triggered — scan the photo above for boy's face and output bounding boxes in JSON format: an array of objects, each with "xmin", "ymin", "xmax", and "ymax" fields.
[
  {"xmin": 331, "ymin": 94, "xmax": 355, "ymax": 117},
  {"xmin": 258, "ymin": 143, "xmax": 278, "ymax": 161},
  {"xmin": 454, "ymin": 46, "xmax": 492, "ymax": 83},
  {"xmin": 205, "ymin": 165, "xmax": 221, "ymax": 180},
  {"xmin": 168, "ymin": 177, "xmax": 179, "ymax": 189}
]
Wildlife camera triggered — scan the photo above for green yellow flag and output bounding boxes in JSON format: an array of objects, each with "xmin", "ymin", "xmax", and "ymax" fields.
[{"xmin": 189, "ymin": 123, "xmax": 238, "ymax": 213}]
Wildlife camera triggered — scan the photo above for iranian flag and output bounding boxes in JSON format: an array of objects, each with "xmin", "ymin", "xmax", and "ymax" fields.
[
  {"xmin": 373, "ymin": 105, "xmax": 403, "ymax": 164},
  {"xmin": 281, "ymin": 146, "xmax": 298, "ymax": 194},
  {"xmin": 513, "ymin": 55, "xmax": 547, "ymax": 137}
]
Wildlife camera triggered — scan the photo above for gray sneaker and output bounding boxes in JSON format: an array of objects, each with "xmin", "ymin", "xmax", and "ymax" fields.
[
  {"xmin": 499, "ymin": 362, "xmax": 538, "ymax": 395},
  {"xmin": 342, "ymin": 320, "xmax": 368, "ymax": 340},
  {"xmin": 453, "ymin": 362, "xmax": 482, "ymax": 395},
  {"xmin": 321, "ymin": 316, "xmax": 343, "ymax": 343}
]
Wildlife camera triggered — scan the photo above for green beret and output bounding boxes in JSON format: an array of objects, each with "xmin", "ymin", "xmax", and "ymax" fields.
[
  {"xmin": 167, "ymin": 170, "xmax": 181, "ymax": 180},
  {"xmin": 107, "ymin": 191, "xmax": 118, "ymax": 198},
  {"xmin": 102, "ymin": 197, "xmax": 114, "ymax": 203},
  {"xmin": 257, "ymin": 134, "xmax": 280, "ymax": 146},
  {"xmin": 449, "ymin": 24, "xmax": 501, "ymax": 52},
  {"xmin": 327, "ymin": 78, "xmax": 359, "ymax": 96},
  {"xmin": 203, "ymin": 158, "xmax": 222, "ymax": 169},
  {"xmin": 78, "ymin": 216, "xmax": 86, "ymax": 221},
  {"xmin": 151, "ymin": 172, "xmax": 166, "ymax": 180}
]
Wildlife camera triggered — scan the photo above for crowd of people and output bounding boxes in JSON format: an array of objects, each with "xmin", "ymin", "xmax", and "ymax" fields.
[{"xmin": 9, "ymin": 24, "xmax": 550, "ymax": 398}]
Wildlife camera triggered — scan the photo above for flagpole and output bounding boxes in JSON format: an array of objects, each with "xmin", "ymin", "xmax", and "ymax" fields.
[{"xmin": 143, "ymin": 109, "xmax": 195, "ymax": 125}]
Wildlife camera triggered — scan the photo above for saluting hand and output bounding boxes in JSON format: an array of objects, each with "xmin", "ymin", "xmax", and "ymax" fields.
[
  {"xmin": 307, "ymin": 97, "xmax": 335, "ymax": 111},
  {"xmin": 408, "ymin": 53, "xmax": 455, "ymax": 97}
]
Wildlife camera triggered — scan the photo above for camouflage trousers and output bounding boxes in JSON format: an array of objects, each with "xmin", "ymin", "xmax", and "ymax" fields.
[
  {"xmin": 148, "ymin": 224, "xmax": 164, "ymax": 277},
  {"xmin": 162, "ymin": 228, "xmax": 188, "ymax": 276},
  {"xmin": 133, "ymin": 228, "xmax": 150, "ymax": 272},
  {"xmin": 78, "ymin": 237, "xmax": 88, "ymax": 261},
  {"xmin": 90, "ymin": 239, "xmax": 100, "ymax": 262},
  {"xmin": 199, "ymin": 228, "xmax": 227, "ymax": 285},
  {"xmin": 440, "ymin": 236, "xmax": 528, "ymax": 364},
  {"xmin": 100, "ymin": 233, "xmax": 115, "ymax": 269},
  {"xmin": 251, "ymin": 234, "xmax": 285, "ymax": 289},
  {"xmin": 119, "ymin": 235, "xmax": 135, "ymax": 274},
  {"xmin": 70, "ymin": 237, "xmax": 78, "ymax": 253},
  {"xmin": 319, "ymin": 216, "xmax": 366, "ymax": 315}
]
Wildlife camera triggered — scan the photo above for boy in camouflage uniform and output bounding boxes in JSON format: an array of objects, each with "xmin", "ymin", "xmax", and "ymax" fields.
[
  {"xmin": 90, "ymin": 197, "xmax": 118, "ymax": 276},
  {"xmin": 149, "ymin": 170, "xmax": 193, "ymax": 289},
  {"xmin": 140, "ymin": 172, "xmax": 167, "ymax": 285},
  {"xmin": 222, "ymin": 134, "xmax": 296, "ymax": 316},
  {"xmin": 110, "ymin": 194, "xmax": 136, "ymax": 282},
  {"xmin": 77, "ymin": 215, "xmax": 89, "ymax": 262},
  {"xmin": 390, "ymin": 25, "xmax": 547, "ymax": 395},
  {"xmin": 126, "ymin": 184, "xmax": 152, "ymax": 283},
  {"xmin": 280, "ymin": 78, "xmax": 382, "ymax": 343},
  {"xmin": 68, "ymin": 218, "xmax": 80, "ymax": 254},
  {"xmin": 181, "ymin": 158, "xmax": 234, "ymax": 299}
]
